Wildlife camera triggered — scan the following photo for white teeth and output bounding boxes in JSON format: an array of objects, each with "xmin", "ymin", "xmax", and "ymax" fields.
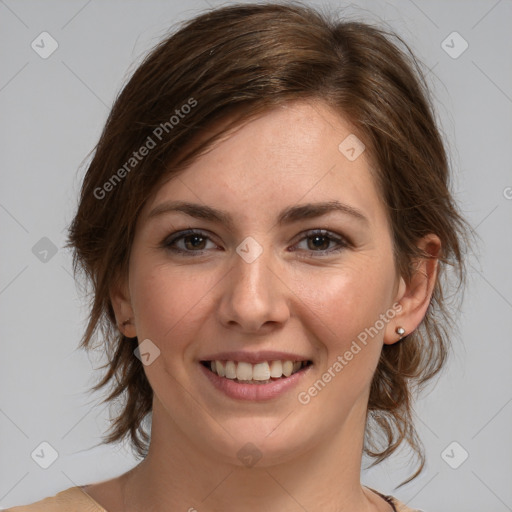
[
  {"xmin": 252, "ymin": 362, "xmax": 271, "ymax": 381},
  {"xmin": 236, "ymin": 361, "xmax": 253, "ymax": 381},
  {"xmin": 216, "ymin": 360, "xmax": 226, "ymax": 377},
  {"xmin": 207, "ymin": 359, "xmax": 309, "ymax": 380},
  {"xmin": 225, "ymin": 360, "xmax": 237, "ymax": 379},
  {"xmin": 269, "ymin": 360, "xmax": 283, "ymax": 378},
  {"xmin": 282, "ymin": 360, "xmax": 293, "ymax": 377}
]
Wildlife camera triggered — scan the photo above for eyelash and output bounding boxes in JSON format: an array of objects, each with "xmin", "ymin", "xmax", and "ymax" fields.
[{"xmin": 161, "ymin": 228, "xmax": 350, "ymax": 257}]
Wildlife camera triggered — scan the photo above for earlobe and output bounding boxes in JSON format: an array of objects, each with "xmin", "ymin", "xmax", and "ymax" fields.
[
  {"xmin": 110, "ymin": 279, "xmax": 137, "ymax": 338},
  {"xmin": 384, "ymin": 234, "xmax": 441, "ymax": 345}
]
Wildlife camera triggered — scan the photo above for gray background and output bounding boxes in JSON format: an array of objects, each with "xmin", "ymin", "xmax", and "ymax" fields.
[{"xmin": 1, "ymin": 0, "xmax": 511, "ymax": 510}]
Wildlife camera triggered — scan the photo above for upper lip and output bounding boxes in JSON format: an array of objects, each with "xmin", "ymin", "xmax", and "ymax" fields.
[{"xmin": 199, "ymin": 351, "xmax": 313, "ymax": 365}]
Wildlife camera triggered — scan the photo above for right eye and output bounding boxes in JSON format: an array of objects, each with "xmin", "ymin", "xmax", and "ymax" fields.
[{"xmin": 162, "ymin": 229, "xmax": 219, "ymax": 256}]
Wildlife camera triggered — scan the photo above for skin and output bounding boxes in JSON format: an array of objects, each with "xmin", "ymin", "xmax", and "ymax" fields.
[{"xmin": 83, "ymin": 99, "xmax": 440, "ymax": 512}]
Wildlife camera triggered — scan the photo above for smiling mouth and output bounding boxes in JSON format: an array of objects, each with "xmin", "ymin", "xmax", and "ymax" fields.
[{"xmin": 200, "ymin": 360, "xmax": 313, "ymax": 384}]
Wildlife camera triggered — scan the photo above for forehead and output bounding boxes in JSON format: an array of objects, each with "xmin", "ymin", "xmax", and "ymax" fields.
[{"xmin": 141, "ymin": 100, "xmax": 385, "ymax": 227}]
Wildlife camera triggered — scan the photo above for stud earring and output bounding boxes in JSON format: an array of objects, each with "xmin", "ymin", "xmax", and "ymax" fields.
[
  {"xmin": 395, "ymin": 326, "xmax": 406, "ymax": 338},
  {"xmin": 120, "ymin": 318, "xmax": 133, "ymax": 329}
]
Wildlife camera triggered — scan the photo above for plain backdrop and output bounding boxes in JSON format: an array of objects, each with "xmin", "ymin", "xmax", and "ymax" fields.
[{"xmin": 1, "ymin": 0, "xmax": 511, "ymax": 510}]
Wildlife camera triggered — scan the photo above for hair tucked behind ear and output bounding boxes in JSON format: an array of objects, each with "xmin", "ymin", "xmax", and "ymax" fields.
[{"xmin": 66, "ymin": 1, "xmax": 470, "ymax": 483}]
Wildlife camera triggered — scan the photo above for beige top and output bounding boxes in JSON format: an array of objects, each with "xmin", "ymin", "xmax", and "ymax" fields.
[{"xmin": 5, "ymin": 485, "xmax": 422, "ymax": 511}]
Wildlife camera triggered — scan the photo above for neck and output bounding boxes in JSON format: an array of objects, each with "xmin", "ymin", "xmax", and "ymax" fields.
[{"xmin": 121, "ymin": 396, "xmax": 383, "ymax": 512}]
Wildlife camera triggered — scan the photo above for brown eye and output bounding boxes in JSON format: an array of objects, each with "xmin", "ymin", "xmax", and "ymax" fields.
[
  {"xmin": 162, "ymin": 229, "xmax": 217, "ymax": 255},
  {"xmin": 182, "ymin": 234, "xmax": 207, "ymax": 250},
  {"xmin": 293, "ymin": 229, "xmax": 349, "ymax": 256},
  {"xmin": 307, "ymin": 234, "xmax": 331, "ymax": 251}
]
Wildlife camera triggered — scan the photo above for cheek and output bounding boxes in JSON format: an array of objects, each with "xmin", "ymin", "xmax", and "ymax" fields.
[
  {"xmin": 297, "ymin": 258, "xmax": 395, "ymax": 373},
  {"xmin": 304, "ymin": 261, "xmax": 393, "ymax": 332},
  {"xmin": 293, "ymin": 267, "xmax": 394, "ymax": 423},
  {"xmin": 129, "ymin": 258, "xmax": 221, "ymax": 353},
  {"xmin": 128, "ymin": 262, "xmax": 218, "ymax": 402}
]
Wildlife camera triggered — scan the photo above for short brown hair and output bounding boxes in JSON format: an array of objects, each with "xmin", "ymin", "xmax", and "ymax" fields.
[{"xmin": 66, "ymin": 1, "xmax": 469, "ymax": 485}]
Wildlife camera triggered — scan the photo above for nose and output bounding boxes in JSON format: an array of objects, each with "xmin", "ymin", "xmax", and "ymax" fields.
[{"xmin": 216, "ymin": 243, "xmax": 290, "ymax": 333}]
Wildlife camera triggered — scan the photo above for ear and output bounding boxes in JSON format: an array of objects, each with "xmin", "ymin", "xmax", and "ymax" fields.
[
  {"xmin": 110, "ymin": 275, "xmax": 137, "ymax": 339},
  {"xmin": 384, "ymin": 234, "xmax": 441, "ymax": 345}
]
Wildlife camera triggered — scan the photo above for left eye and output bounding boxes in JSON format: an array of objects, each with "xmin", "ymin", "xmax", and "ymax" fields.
[{"xmin": 293, "ymin": 230, "xmax": 348, "ymax": 254}]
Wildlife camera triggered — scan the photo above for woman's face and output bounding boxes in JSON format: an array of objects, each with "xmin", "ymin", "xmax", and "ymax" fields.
[{"xmin": 115, "ymin": 100, "xmax": 407, "ymax": 465}]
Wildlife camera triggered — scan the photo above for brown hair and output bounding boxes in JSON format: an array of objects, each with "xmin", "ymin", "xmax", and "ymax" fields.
[{"xmin": 66, "ymin": 1, "xmax": 469, "ymax": 485}]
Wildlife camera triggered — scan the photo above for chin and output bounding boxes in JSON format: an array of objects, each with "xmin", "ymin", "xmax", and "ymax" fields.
[{"xmin": 200, "ymin": 417, "xmax": 318, "ymax": 468}]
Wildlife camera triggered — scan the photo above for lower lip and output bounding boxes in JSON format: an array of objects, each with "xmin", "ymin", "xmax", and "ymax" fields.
[{"xmin": 199, "ymin": 362, "xmax": 312, "ymax": 401}]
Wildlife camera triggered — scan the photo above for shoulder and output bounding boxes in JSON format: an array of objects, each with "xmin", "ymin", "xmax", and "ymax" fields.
[
  {"xmin": 366, "ymin": 486, "xmax": 425, "ymax": 512},
  {"xmin": 3, "ymin": 487, "xmax": 108, "ymax": 512},
  {"xmin": 389, "ymin": 495, "xmax": 427, "ymax": 512}
]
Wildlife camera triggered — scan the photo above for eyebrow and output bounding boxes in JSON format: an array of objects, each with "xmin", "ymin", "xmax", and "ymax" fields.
[{"xmin": 147, "ymin": 200, "xmax": 369, "ymax": 229}]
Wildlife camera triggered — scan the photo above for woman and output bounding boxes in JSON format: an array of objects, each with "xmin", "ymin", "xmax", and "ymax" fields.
[{"xmin": 8, "ymin": 2, "xmax": 468, "ymax": 511}]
